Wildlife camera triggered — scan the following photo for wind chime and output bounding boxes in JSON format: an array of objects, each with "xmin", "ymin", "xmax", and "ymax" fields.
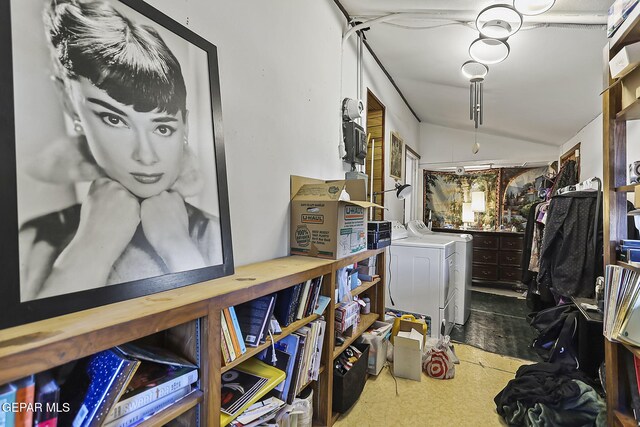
[{"xmin": 461, "ymin": 60, "xmax": 487, "ymax": 129}]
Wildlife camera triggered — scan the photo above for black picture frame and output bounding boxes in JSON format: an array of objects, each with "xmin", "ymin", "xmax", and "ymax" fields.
[{"xmin": 0, "ymin": 0, "xmax": 234, "ymax": 329}]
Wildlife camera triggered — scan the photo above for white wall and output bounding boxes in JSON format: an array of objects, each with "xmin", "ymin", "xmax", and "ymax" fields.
[
  {"xmin": 418, "ymin": 123, "xmax": 559, "ymax": 170},
  {"xmin": 559, "ymin": 113, "xmax": 640, "ymax": 187},
  {"xmin": 559, "ymin": 115, "xmax": 602, "ymax": 181},
  {"xmin": 147, "ymin": 0, "xmax": 420, "ymax": 266}
]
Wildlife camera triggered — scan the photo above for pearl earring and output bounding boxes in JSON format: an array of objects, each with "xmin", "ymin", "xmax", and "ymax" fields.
[{"xmin": 73, "ymin": 119, "xmax": 83, "ymax": 134}]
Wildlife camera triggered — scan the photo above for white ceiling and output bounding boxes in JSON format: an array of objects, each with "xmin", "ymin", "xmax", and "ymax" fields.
[{"xmin": 339, "ymin": 0, "xmax": 610, "ymax": 146}]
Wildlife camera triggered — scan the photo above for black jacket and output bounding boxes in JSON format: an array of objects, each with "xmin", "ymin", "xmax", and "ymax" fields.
[{"xmin": 537, "ymin": 191, "xmax": 603, "ymax": 298}]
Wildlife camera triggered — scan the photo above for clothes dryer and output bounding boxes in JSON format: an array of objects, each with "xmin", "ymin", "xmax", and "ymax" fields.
[
  {"xmin": 406, "ymin": 220, "xmax": 473, "ymax": 325},
  {"xmin": 388, "ymin": 222, "xmax": 456, "ymax": 337}
]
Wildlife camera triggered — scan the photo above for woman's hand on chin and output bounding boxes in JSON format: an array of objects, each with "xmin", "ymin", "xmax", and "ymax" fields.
[
  {"xmin": 141, "ymin": 191, "xmax": 206, "ymax": 272},
  {"xmin": 37, "ymin": 178, "xmax": 140, "ymax": 298}
]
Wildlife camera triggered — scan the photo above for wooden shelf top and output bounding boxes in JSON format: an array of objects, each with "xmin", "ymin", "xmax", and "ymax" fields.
[
  {"xmin": 350, "ymin": 278, "xmax": 381, "ymax": 298},
  {"xmin": 333, "ymin": 313, "xmax": 379, "ymax": 360},
  {"xmin": 222, "ymin": 313, "xmax": 321, "ymax": 373},
  {"xmin": 332, "ymin": 248, "xmax": 385, "ymax": 270},
  {"xmin": 137, "ymin": 389, "xmax": 203, "ymax": 427},
  {"xmin": 610, "ymin": 5, "xmax": 640, "ymax": 55},
  {"xmin": 616, "ymin": 98, "xmax": 640, "ymax": 121},
  {"xmin": 617, "ymin": 260, "xmax": 640, "ymax": 273},
  {"xmin": 616, "ymin": 183, "xmax": 640, "ymax": 192}
]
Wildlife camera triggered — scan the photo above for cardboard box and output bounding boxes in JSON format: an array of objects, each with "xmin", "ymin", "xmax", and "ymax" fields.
[
  {"xmin": 610, "ymin": 41, "xmax": 640, "ymax": 79},
  {"xmin": 393, "ymin": 328, "xmax": 426, "ymax": 381},
  {"xmin": 290, "ymin": 176, "xmax": 381, "ymax": 259},
  {"xmin": 358, "ymin": 321, "xmax": 393, "ymax": 375}
]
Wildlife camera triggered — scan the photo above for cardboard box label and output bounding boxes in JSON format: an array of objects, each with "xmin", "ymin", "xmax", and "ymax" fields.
[
  {"xmin": 295, "ymin": 225, "xmax": 311, "ymax": 247},
  {"xmin": 302, "ymin": 214, "xmax": 324, "ymax": 224},
  {"xmin": 344, "ymin": 205, "xmax": 365, "ymax": 220}
]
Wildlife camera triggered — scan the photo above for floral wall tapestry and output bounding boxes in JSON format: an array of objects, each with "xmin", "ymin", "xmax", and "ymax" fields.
[{"xmin": 423, "ymin": 170, "xmax": 499, "ymax": 230}]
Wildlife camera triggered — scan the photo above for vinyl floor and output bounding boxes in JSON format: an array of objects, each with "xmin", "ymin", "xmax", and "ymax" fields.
[
  {"xmin": 450, "ymin": 290, "xmax": 541, "ymax": 361},
  {"xmin": 333, "ymin": 343, "xmax": 531, "ymax": 427}
]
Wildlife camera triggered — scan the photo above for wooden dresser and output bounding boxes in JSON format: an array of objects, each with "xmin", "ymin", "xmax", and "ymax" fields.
[{"xmin": 434, "ymin": 229, "xmax": 524, "ymax": 287}]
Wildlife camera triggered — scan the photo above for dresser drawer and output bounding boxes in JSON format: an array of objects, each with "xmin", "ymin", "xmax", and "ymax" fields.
[
  {"xmin": 473, "ymin": 264, "xmax": 499, "ymax": 281},
  {"xmin": 500, "ymin": 235, "xmax": 523, "ymax": 251},
  {"xmin": 499, "ymin": 251, "xmax": 522, "ymax": 266},
  {"xmin": 473, "ymin": 249, "xmax": 498, "ymax": 265},
  {"xmin": 474, "ymin": 235, "xmax": 499, "ymax": 249},
  {"xmin": 499, "ymin": 266, "xmax": 522, "ymax": 283}
]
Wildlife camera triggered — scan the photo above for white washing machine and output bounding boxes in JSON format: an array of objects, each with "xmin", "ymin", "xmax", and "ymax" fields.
[
  {"xmin": 406, "ymin": 220, "xmax": 473, "ymax": 325},
  {"xmin": 387, "ymin": 222, "xmax": 456, "ymax": 337}
]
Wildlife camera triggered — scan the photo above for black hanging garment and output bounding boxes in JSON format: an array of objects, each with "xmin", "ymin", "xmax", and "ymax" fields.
[{"xmin": 537, "ymin": 191, "xmax": 603, "ymax": 298}]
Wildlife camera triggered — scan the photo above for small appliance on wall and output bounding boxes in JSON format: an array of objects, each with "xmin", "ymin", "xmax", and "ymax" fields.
[
  {"xmin": 630, "ymin": 161, "xmax": 640, "ymax": 183},
  {"xmin": 342, "ymin": 119, "xmax": 367, "ymax": 165}
]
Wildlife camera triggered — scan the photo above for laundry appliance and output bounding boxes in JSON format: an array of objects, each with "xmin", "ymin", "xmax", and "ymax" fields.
[
  {"xmin": 406, "ymin": 220, "xmax": 473, "ymax": 325},
  {"xmin": 388, "ymin": 221, "xmax": 456, "ymax": 337}
]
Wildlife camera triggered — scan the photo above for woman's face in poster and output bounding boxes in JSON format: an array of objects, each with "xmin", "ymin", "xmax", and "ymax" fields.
[{"xmin": 68, "ymin": 77, "xmax": 186, "ymax": 199}]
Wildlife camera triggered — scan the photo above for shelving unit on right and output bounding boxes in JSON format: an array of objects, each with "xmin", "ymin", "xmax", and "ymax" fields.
[{"xmin": 604, "ymin": 14, "xmax": 640, "ymax": 426}]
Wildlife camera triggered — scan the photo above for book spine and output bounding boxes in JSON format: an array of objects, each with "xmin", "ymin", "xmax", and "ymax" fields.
[
  {"xmin": 221, "ymin": 313, "xmax": 237, "ymax": 361},
  {"xmin": 223, "ymin": 308, "xmax": 242, "ymax": 357},
  {"xmin": 228, "ymin": 306, "xmax": 247, "ymax": 355},
  {"xmin": 103, "ymin": 386, "xmax": 191, "ymax": 427},
  {"xmin": 221, "ymin": 326, "xmax": 231, "ymax": 365},
  {"xmin": 287, "ymin": 284, "xmax": 302, "ymax": 326},
  {"xmin": 105, "ymin": 370, "xmax": 198, "ymax": 423},
  {"xmin": 13, "ymin": 375, "xmax": 35, "ymax": 427},
  {"xmin": 0, "ymin": 387, "xmax": 17, "ymax": 427}
]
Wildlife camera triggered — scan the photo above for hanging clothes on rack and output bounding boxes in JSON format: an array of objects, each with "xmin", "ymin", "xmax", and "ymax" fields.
[{"xmin": 537, "ymin": 189, "xmax": 603, "ymax": 298}]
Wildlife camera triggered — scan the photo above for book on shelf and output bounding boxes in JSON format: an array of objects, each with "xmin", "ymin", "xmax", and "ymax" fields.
[
  {"xmin": 224, "ymin": 307, "xmax": 244, "ymax": 358},
  {"xmin": 604, "ymin": 264, "xmax": 640, "ymax": 345},
  {"xmin": 0, "ymin": 383, "xmax": 17, "ymax": 427},
  {"xmin": 230, "ymin": 396, "xmax": 286, "ymax": 427},
  {"xmin": 273, "ymin": 283, "xmax": 303, "ymax": 327},
  {"xmin": 296, "ymin": 280, "xmax": 313, "ymax": 321},
  {"xmin": 220, "ymin": 358, "xmax": 285, "ymax": 426},
  {"xmin": 256, "ymin": 347, "xmax": 291, "ymax": 398},
  {"xmin": 236, "ymin": 294, "xmax": 278, "ymax": 347},
  {"xmin": 59, "ymin": 348, "xmax": 140, "ymax": 427},
  {"xmin": 222, "ymin": 312, "xmax": 238, "ymax": 362},
  {"xmin": 34, "ymin": 371, "xmax": 60, "ymax": 427},
  {"xmin": 270, "ymin": 334, "xmax": 300, "ymax": 403},
  {"xmin": 102, "ymin": 385, "xmax": 192, "ymax": 427},
  {"xmin": 229, "ymin": 306, "xmax": 247, "ymax": 354},
  {"xmin": 104, "ymin": 343, "xmax": 198, "ymax": 425},
  {"xmin": 624, "ymin": 350, "xmax": 640, "ymax": 422},
  {"xmin": 12, "ymin": 375, "xmax": 34, "ymax": 427}
]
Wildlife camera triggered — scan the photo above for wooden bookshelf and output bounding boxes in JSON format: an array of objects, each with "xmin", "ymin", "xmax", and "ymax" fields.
[
  {"xmin": 622, "ymin": 342, "xmax": 640, "ymax": 358},
  {"xmin": 332, "ymin": 313, "xmax": 379, "ymax": 360},
  {"xmin": 138, "ymin": 390, "xmax": 203, "ymax": 427},
  {"xmin": 221, "ymin": 313, "xmax": 321, "ymax": 373},
  {"xmin": 604, "ymin": 24, "xmax": 640, "ymax": 425},
  {"xmin": 0, "ymin": 248, "xmax": 387, "ymax": 427}
]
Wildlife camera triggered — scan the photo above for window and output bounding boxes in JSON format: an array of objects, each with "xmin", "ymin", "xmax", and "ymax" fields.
[{"xmin": 404, "ymin": 146, "xmax": 421, "ymax": 223}]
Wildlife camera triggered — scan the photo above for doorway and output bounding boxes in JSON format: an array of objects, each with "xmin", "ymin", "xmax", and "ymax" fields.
[{"xmin": 366, "ymin": 90, "xmax": 385, "ymax": 220}]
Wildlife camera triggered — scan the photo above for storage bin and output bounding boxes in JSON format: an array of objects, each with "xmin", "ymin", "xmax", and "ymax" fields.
[
  {"xmin": 358, "ymin": 321, "xmax": 392, "ymax": 375},
  {"xmin": 332, "ymin": 343, "xmax": 370, "ymax": 413}
]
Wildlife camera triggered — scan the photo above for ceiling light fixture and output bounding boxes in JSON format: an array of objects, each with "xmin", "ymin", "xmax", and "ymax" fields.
[
  {"xmin": 513, "ymin": 0, "xmax": 556, "ymax": 16},
  {"xmin": 469, "ymin": 37, "xmax": 510, "ymax": 64},
  {"xmin": 476, "ymin": 4, "xmax": 522, "ymax": 38},
  {"xmin": 461, "ymin": 60, "xmax": 488, "ymax": 80}
]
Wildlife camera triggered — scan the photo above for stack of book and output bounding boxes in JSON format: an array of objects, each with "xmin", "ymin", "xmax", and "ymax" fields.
[
  {"xmin": 0, "ymin": 344, "xmax": 198, "ymax": 427},
  {"xmin": 256, "ymin": 318, "xmax": 326, "ymax": 403},
  {"xmin": 220, "ymin": 358, "xmax": 286, "ymax": 426},
  {"xmin": 272, "ymin": 276, "xmax": 324, "ymax": 327},
  {"xmin": 604, "ymin": 264, "xmax": 640, "ymax": 346},
  {"xmin": 221, "ymin": 306, "xmax": 248, "ymax": 364}
]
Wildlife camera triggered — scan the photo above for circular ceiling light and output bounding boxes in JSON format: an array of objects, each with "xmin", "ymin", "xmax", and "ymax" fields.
[
  {"xmin": 513, "ymin": 0, "xmax": 555, "ymax": 16},
  {"xmin": 461, "ymin": 60, "xmax": 488, "ymax": 81},
  {"xmin": 469, "ymin": 38, "xmax": 510, "ymax": 65},
  {"xmin": 476, "ymin": 4, "xmax": 522, "ymax": 38}
]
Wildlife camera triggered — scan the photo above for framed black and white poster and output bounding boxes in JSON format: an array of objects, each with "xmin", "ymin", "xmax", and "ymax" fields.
[{"xmin": 0, "ymin": 0, "xmax": 233, "ymax": 329}]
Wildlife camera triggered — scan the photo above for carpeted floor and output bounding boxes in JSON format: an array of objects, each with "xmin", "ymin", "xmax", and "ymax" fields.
[{"xmin": 450, "ymin": 290, "xmax": 540, "ymax": 361}]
